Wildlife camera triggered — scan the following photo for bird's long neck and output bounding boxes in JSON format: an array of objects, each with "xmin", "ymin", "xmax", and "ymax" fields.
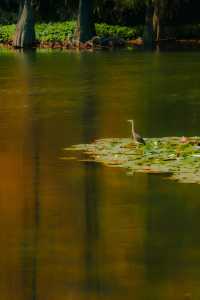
[{"xmin": 131, "ymin": 121, "xmax": 137, "ymax": 142}]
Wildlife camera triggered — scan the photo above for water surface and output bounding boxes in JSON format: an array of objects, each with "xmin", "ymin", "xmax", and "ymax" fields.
[{"xmin": 0, "ymin": 49, "xmax": 200, "ymax": 300}]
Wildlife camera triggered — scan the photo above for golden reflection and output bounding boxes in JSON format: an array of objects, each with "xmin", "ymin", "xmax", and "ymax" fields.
[{"xmin": 0, "ymin": 50, "xmax": 200, "ymax": 300}]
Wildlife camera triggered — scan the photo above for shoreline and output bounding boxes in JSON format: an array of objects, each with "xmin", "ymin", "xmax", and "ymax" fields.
[
  {"xmin": 1, "ymin": 38, "xmax": 200, "ymax": 51},
  {"xmin": 1, "ymin": 22, "xmax": 200, "ymax": 51}
]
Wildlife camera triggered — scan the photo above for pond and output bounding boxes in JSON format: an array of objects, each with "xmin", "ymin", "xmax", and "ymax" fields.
[{"xmin": 0, "ymin": 49, "xmax": 200, "ymax": 300}]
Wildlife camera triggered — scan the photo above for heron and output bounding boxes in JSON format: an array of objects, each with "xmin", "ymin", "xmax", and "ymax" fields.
[{"xmin": 127, "ymin": 119, "xmax": 146, "ymax": 145}]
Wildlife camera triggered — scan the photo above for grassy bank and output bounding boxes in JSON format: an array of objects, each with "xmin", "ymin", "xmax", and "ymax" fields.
[{"xmin": 0, "ymin": 21, "xmax": 143, "ymax": 44}]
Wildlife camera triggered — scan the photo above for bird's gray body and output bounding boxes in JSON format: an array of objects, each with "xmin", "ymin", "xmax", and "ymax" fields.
[{"xmin": 135, "ymin": 132, "xmax": 146, "ymax": 144}]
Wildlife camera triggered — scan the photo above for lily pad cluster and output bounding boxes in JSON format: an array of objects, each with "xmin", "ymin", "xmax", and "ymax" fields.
[{"xmin": 64, "ymin": 137, "xmax": 200, "ymax": 184}]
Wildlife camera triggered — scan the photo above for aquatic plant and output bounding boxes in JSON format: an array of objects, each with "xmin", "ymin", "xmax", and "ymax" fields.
[{"xmin": 64, "ymin": 137, "xmax": 200, "ymax": 184}]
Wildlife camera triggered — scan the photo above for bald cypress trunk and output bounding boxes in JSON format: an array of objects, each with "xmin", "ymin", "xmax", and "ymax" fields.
[
  {"xmin": 18, "ymin": 0, "xmax": 24, "ymax": 17},
  {"xmin": 143, "ymin": 0, "xmax": 154, "ymax": 49},
  {"xmin": 13, "ymin": 0, "xmax": 36, "ymax": 48},
  {"xmin": 74, "ymin": 0, "xmax": 96, "ymax": 44},
  {"xmin": 153, "ymin": 0, "xmax": 161, "ymax": 41}
]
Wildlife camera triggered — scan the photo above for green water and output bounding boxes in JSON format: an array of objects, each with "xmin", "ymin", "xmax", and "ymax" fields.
[{"xmin": 0, "ymin": 49, "xmax": 200, "ymax": 300}]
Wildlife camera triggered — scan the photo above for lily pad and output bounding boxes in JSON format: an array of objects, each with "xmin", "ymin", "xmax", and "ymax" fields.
[{"xmin": 64, "ymin": 137, "xmax": 200, "ymax": 184}]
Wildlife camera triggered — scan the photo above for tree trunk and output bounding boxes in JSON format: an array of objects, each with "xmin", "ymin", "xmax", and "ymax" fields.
[
  {"xmin": 13, "ymin": 0, "xmax": 36, "ymax": 48},
  {"xmin": 18, "ymin": 0, "xmax": 24, "ymax": 18},
  {"xmin": 153, "ymin": 0, "xmax": 161, "ymax": 41},
  {"xmin": 74, "ymin": 0, "xmax": 96, "ymax": 44},
  {"xmin": 143, "ymin": 0, "xmax": 154, "ymax": 49}
]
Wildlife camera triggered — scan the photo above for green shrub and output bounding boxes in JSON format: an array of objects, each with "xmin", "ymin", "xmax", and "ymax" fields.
[
  {"xmin": 36, "ymin": 21, "xmax": 76, "ymax": 42},
  {"xmin": 2, "ymin": 21, "xmax": 200, "ymax": 45},
  {"xmin": 0, "ymin": 24, "xmax": 15, "ymax": 42},
  {"xmin": 96, "ymin": 23, "xmax": 143, "ymax": 39},
  {"xmin": 0, "ymin": 21, "xmax": 142, "ymax": 44},
  {"xmin": 36, "ymin": 22, "xmax": 143, "ymax": 42}
]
